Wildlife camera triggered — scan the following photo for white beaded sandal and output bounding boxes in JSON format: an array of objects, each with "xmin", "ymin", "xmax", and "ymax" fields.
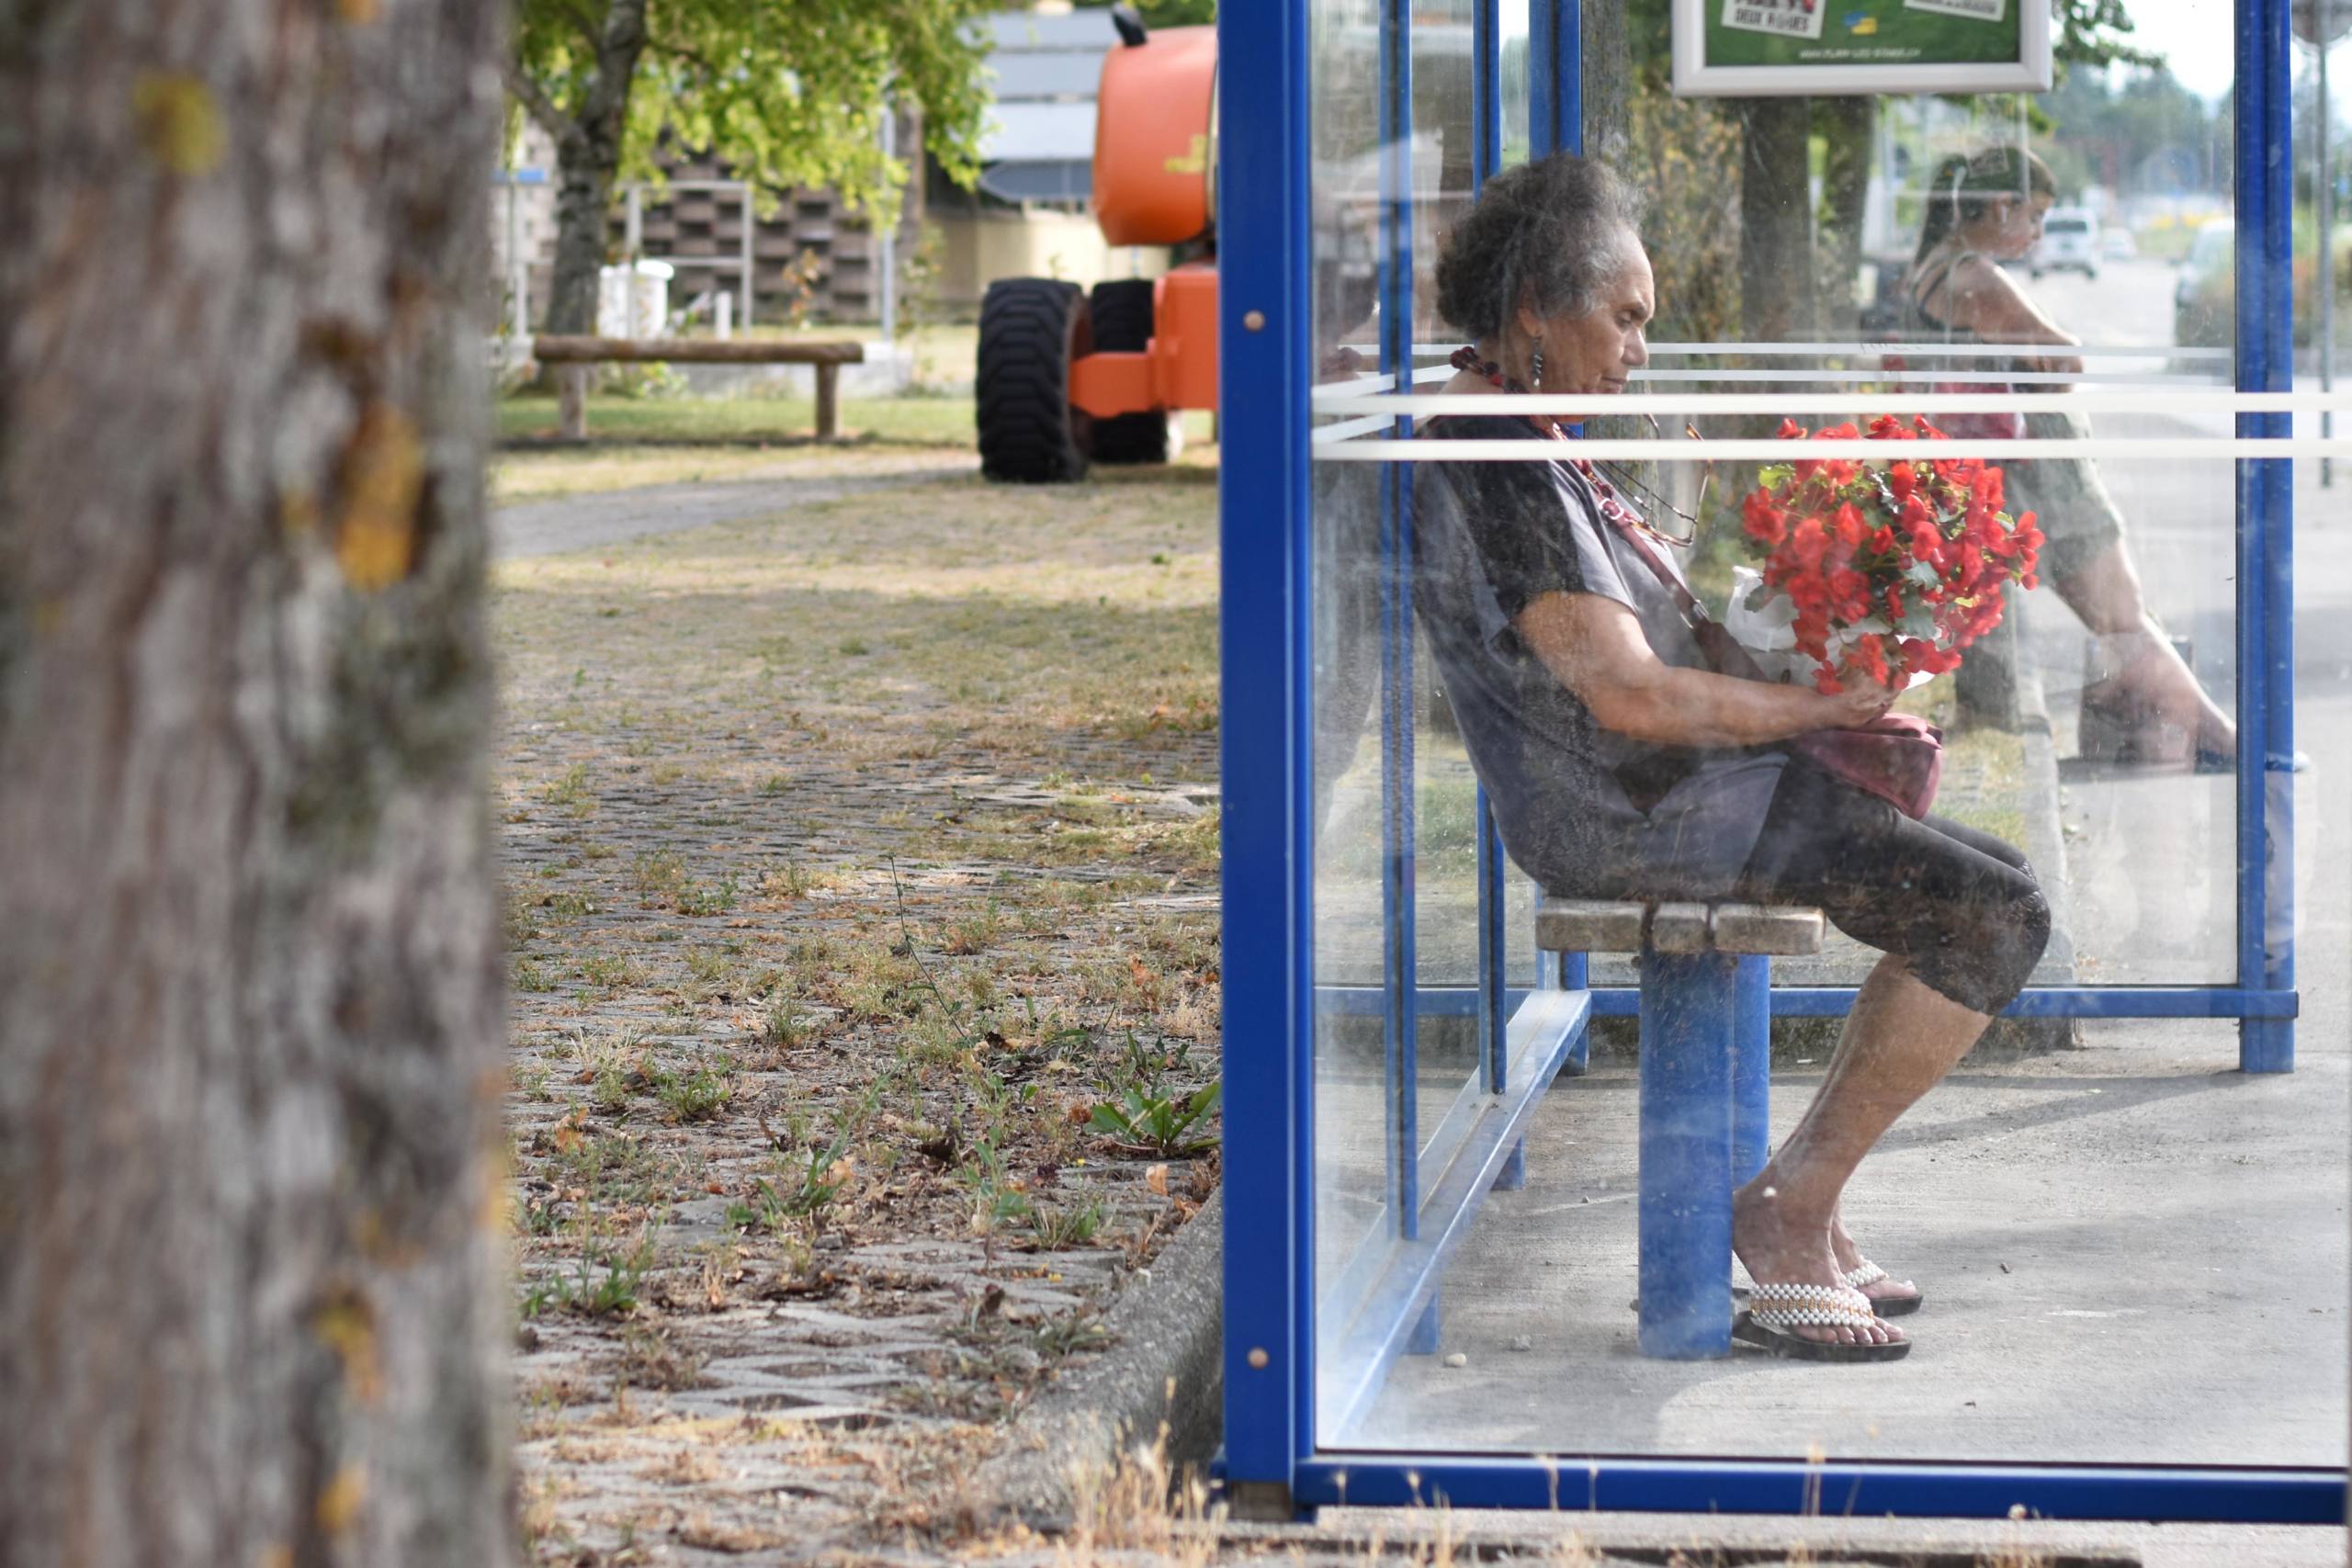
[
  {"xmin": 1734, "ymin": 1281, "xmax": 1910, "ymax": 1362},
  {"xmin": 1844, "ymin": 1258, "xmax": 1924, "ymax": 1318}
]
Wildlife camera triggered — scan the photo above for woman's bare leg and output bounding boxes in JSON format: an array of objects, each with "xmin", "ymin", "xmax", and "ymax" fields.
[
  {"xmin": 1731, "ymin": 955, "xmax": 1990, "ymax": 1345},
  {"xmin": 2058, "ymin": 540, "xmax": 2235, "ymax": 760}
]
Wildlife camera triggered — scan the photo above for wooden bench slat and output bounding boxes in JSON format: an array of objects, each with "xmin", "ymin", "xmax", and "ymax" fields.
[
  {"xmin": 1648, "ymin": 902, "xmax": 1713, "ymax": 954},
  {"xmin": 532, "ymin": 335, "xmax": 865, "ymax": 365},
  {"xmin": 1534, "ymin": 895, "xmax": 1826, "ymax": 957},
  {"xmin": 1532, "ymin": 898, "xmax": 1645, "ymax": 953},
  {"xmin": 1709, "ymin": 902, "xmax": 1826, "ymax": 957}
]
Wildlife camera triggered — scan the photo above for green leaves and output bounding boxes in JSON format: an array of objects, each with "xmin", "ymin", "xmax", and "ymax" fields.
[
  {"xmin": 513, "ymin": 0, "xmax": 1000, "ymax": 213},
  {"xmin": 1088, "ymin": 1079, "xmax": 1220, "ymax": 1157}
]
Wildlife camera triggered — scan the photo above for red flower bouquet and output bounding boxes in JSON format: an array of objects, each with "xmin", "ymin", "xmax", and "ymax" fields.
[{"xmin": 1730, "ymin": 415, "xmax": 2045, "ymax": 694}]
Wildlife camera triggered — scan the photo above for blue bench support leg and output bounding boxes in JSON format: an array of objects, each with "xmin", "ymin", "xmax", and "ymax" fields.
[
  {"xmin": 1731, "ymin": 955, "xmax": 1772, "ymax": 1187},
  {"xmin": 1492, "ymin": 1137, "xmax": 1528, "ymax": 1191},
  {"xmin": 1638, "ymin": 950, "xmax": 1739, "ymax": 1359},
  {"xmin": 1407, "ymin": 1291, "xmax": 1442, "ymax": 1355}
]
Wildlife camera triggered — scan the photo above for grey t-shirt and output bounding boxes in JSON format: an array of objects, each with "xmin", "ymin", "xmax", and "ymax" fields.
[{"xmin": 1412, "ymin": 414, "xmax": 1786, "ymax": 897}]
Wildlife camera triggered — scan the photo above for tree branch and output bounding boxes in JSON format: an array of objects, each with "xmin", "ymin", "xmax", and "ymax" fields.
[{"xmin": 503, "ymin": 65, "xmax": 571, "ymax": 137}]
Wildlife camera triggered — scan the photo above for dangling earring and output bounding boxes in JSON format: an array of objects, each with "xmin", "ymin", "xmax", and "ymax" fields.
[{"xmin": 1529, "ymin": 334, "xmax": 1545, "ymax": 390}]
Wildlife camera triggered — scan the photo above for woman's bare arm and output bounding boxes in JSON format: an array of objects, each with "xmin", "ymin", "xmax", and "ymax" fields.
[
  {"xmin": 1928, "ymin": 254, "xmax": 2085, "ymax": 379},
  {"xmin": 1516, "ymin": 592, "xmax": 1893, "ymax": 748}
]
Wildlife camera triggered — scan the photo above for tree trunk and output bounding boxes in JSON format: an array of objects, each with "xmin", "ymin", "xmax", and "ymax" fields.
[
  {"xmin": 1815, "ymin": 96, "xmax": 1876, "ymax": 340},
  {"xmin": 1579, "ymin": 0, "xmax": 1634, "ymax": 171},
  {"xmin": 1736, "ymin": 96, "xmax": 1818, "ymax": 342},
  {"xmin": 0, "ymin": 4, "xmax": 511, "ymax": 1565},
  {"xmin": 542, "ymin": 0, "xmax": 651, "ymax": 335}
]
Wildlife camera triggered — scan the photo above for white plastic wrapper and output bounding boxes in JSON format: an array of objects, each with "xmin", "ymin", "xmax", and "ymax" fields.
[{"xmin": 1723, "ymin": 566, "xmax": 1936, "ymax": 693}]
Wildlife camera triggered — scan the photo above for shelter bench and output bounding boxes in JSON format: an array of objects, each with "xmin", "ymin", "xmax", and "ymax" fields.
[
  {"xmin": 1536, "ymin": 897, "xmax": 1827, "ymax": 1359},
  {"xmin": 531, "ymin": 335, "xmax": 865, "ymax": 442}
]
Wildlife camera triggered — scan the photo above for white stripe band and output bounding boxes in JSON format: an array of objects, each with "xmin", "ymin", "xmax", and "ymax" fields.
[
  {"xmin": 1359, "ymin": 340, "xmax": 2235, "ymax": 362},
  {"xmin": 1311, "ymin": 390, "xmax": 2352, "ymax": 416},
  {"xmin": 1314, "ymin": 437, "xmax": 2352, "ymax": 462}
]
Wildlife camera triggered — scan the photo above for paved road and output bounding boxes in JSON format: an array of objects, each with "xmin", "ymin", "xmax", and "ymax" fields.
[{"xmin": 488, "ymin": 453, "xmax": 975, "ymax": 560}]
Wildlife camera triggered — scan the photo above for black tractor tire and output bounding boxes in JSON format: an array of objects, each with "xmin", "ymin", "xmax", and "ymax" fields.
[
  {"xmin": 978, "ymin": 278, "xmax": 1093, "ymax": 483},
  {"xmin": 1086, "ymin": 278, "xmax": 1182, "ymax": 466}
]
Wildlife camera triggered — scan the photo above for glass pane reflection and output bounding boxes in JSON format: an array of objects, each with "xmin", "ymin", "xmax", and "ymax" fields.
[{"xmin": 1303, "ymin": 0, "xmax": 2340, "ymax": 1471}]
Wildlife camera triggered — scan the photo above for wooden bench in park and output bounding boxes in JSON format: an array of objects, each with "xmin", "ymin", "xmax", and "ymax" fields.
[
  {"xmin": 532, "ymin": 335, "xmax": 865, "ymax": 442},
  {"xmin": 1537, "ymin": 895, "xmax": 1827, "ymax": 1359}
]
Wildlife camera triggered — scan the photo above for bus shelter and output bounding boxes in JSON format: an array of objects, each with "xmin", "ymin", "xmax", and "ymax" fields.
[{"xmin": 1216, "ymin": 0, "xmax": 2345, "ymax": 1523}]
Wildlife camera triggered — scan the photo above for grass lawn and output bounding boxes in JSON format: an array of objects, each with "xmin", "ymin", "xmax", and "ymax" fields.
[{"xmin": 497, "ymin": 391, "xmax": 977, "ymax": 447}]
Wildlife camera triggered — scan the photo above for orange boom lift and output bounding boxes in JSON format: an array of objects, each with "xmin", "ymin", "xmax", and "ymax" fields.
[{"xmin": 977, "ymin": 9, "xmax": 1217, "ymax": 482}]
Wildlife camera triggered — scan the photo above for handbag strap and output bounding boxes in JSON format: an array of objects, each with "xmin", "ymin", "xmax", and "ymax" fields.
[{"xmin": 1563, "ymin": 462, "xmax": 1774, "ymax": 685}]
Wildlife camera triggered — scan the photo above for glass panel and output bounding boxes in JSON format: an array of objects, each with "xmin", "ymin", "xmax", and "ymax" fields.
[
  {"xmin": 1498, "ymin": 0, "xmax": 1531, "ymax": 170},
  {"xmin": 1304, "ymin": 0, "xmax": 2339, "ymax": 1472},
  {"xmin": 1308, "ymin": 0, "xmax": 1392, "ymax": 1348}
]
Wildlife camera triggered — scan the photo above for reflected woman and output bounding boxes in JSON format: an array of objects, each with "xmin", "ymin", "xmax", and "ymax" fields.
[
  {"xmin": 1416, "ymin": 154, "xmax": 2051, "ymax": 1362},
  {"xmin": 1902, "ymin": 144, "xmax": 2234, "ymax": 764}
]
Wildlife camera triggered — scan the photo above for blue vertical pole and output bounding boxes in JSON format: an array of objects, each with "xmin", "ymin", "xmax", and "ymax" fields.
[
  {"xmin": 2235, "ymin": 0, "xmax": 2297, "ymax": 1073},
  {"xmin": 1730, "ymin": 955, "xmax": 1772, "ymax": 1186},
  {"xmin": 1216, "ymin": 0, "xmax": 1314, "ymax": 1496},
  {"xmin": 1378, "ymin": 0, "xmax": 1423, "ymax": 1226},
  {"xmin": 1637, "ymin": 953, "xmax": 1739, "ymax": 1359},
  {"xmin": 1530, "ymin": 0, "xmax": 1583, "ymax": 160},
  {"xmin": 1472, "ymin": 0, "xmax": 1510, "ymax": 1101},
  {"xmin": 1531, "ymin": 5, "xmax": 1589, "ymax": 1003}
]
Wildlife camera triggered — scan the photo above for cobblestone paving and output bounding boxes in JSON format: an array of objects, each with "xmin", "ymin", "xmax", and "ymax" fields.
[{"xmin": 492, "ymin": 453, "xmax": 1231, "ymax": 1563}]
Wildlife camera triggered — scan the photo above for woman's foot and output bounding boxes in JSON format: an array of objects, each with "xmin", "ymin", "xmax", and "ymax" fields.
[
  {"xmin": 1830, "ymin": 1208, "xmax": 1923, "ymax": 1315},
  {"xmin": 1733, "ymin": 1179, "xmax": 1904, "ymax": 1349}
]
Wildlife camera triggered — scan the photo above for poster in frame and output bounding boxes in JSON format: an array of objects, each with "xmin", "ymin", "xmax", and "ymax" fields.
[{"xmin": 1673, "ymin": 0, "xmax": 2053, "ymax": 96}]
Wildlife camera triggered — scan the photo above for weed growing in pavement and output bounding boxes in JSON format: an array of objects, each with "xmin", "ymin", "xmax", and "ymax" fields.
[
  {"xmin": 684, "ymin": 946, "xmax": 731, "ymax": 985},
  {"xmin": 675, "ymin": 874, "xmax": 740, "ymax": 917},
  {"xmin": 655, "ymin": 1060, "xmax": 733, "ymax": 1123},
  {"xmin": 522, "ymin": 1235, "xmax": 654, "ymax": 1319},
  {"xmin": 540, "ymin": 763, "xmax": 596, "ymax": 813},
  {"xmin": 762, "ymin": 859, "xmax": 840, "ymax": 900},
  {"xmin": 512, "ymin": 957, "xmax": 557, "ymax": 992},
  {"xmin": 941, "ymin": 901, "xmax": 1004, "ymax": 955},
  {"xmin": 760, "ymin": 988, "xmax": 809, "ymax": 1050},
  {"xmin": 631, "ymin": 849, "xmax": 685, "ymax": 900},
  {"xmin": 579, "ymin": 953, "xmax": 649, "ymax": 992},
  {"xmin": 738, "ymin": 1084, "xmax": 882, "ymax": 1229},
  {"xmin": 1028, "ymin": 1198, "xmax": 1106, "ymax": 1251},
  {"xmin": 1087, "ymin": 1032, "xmax": 1222, "ymax": 1156},
  {"xmin": 958, "ymin": 1135, "xmax": 1032, "ymax": 1235}
]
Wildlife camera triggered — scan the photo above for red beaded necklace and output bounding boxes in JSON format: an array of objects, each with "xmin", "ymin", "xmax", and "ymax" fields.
[{"xmin": 1442, "ymin": 345, "xmax": 1685, "ymax": 549}]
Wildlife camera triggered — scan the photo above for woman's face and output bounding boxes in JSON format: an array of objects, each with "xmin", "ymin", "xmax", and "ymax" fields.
[
  {"xmin": 1521, "ymin": 228, "xmax": 1654, "ymax": 396},
  {"xmin": 1973, "ymin": 190, "xmax": 2052, "ymax": 260}
]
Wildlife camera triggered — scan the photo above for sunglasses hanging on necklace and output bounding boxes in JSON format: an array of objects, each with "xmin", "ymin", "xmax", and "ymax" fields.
[{"xmin": 1448, "ymin": 344, "xmax": 1715, "ymax": 550}]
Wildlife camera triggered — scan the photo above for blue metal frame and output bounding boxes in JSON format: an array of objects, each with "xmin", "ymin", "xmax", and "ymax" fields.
[
  {"xmin": 2235, "ymin": 0, "xmax": 2299, "ymax": 1075},
  {"xmin": 1376, "ymin": 0, "xmax": 1422, "ymax": 1239},
  {"xmin": 1219, "ymin": 0, "xmax": 2319, "ymax": 1524},
  {"xmin": 1216, "ymin": 0, "xmax": 1314, "ymax": 1490}
]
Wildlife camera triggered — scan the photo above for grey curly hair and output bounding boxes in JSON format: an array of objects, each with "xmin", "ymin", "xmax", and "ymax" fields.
[{"xmin": 1434, "ymin": 153, "xmax": 1646, "ymax": 342}]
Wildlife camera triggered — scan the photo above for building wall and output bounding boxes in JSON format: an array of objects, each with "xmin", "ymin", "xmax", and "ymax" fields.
[
  {"xmin": 935, "ymin": 211, "xmax": 1170, "ymax": 313},
  {"xmin": 488, "ymin": 120, "xmax": 927, "ymax": 330}
]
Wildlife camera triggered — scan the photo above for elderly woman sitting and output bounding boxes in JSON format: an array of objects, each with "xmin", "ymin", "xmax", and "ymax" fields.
[{"xmin": 1414, "ymin": 154, "xmax": 2051, "ymax": 1362}]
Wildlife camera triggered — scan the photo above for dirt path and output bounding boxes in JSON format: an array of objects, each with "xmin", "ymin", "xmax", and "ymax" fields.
[{"xmin": 492, "ymin": 450, "xmax": 978, "ymax": 558}]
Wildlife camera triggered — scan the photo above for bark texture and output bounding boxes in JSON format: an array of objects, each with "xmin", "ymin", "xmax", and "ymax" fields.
[
  {"xmin": 1736, "ymin": 96, "xmax": 1818, "ymax": 342},
  {"xmin": 1815, "ymin": 96, "xmax": 1876, "ymax": 340},
  {"xmin": 536, "ymin": 0, "xmax": 650, "ymax": 335},
  {"xmin": 1579, "ymin": 0, "xmax": 1634, "ymax": 172},
  {"xmin": 0, "ymin": 4, "xmax": 511, "ymax": 1565}
]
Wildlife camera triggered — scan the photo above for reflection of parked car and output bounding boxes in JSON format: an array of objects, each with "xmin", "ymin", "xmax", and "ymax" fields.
[
  {"xmin": 2174, "ymin": 219, "xmax": 2234, "ymax": 350},
  {"xmin": 2030, "ymin": 207, "xmax": 2098, "ymax": 278},
  {"xmin": 2099, "ymin": 227, "xmax": 2137, "ymax": 261}
]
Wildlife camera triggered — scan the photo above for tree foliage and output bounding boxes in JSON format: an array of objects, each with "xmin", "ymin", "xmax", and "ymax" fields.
[
  {"xmin": 1071, "ymin": 0, "xmax": 1215, "ymax": 28},
  {"xmin": 511, "ymin": 0, "xmax": 1000, "ymax": 217}
]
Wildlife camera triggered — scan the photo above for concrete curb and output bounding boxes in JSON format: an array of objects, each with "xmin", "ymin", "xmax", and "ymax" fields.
[{"xmin": 978, "ymin": 1190, "xmax": 1224, "ymax": 1524}]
